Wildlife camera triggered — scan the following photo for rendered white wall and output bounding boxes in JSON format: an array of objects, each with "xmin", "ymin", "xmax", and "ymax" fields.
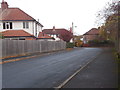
[
  {"xmin": 1, "ymin": 21, "xmax": 42, "ymax": 37},
  {"xmin": 0, "ymin": 21, "xmax": 2, "ymax": 31}
]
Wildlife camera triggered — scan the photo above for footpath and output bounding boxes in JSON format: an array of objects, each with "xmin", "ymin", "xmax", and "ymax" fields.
[{"xmin": 63, "ymin": 48, "xmax": 118, "ymax": 88}]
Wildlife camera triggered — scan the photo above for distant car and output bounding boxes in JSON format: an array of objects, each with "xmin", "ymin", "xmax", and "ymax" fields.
[{"xmin": 82, "ymin": 44, "xmax": 90, "ymax": 47}]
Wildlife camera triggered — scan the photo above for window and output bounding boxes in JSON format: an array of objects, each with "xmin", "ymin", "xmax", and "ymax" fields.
[
  {"xmin": 3, "ymin": 22, "xmax": 13, "ymax": 29},
  {"xmin": 23, "ymin": 22, "xmax": 29, "ymax": 29},
  {"xmin": 19, "ymin": 37, "xmax": 25, "ymax": 40},
  {"xmin": 56, "ymin": 34, "xmax": 59, "ymax": 37}
]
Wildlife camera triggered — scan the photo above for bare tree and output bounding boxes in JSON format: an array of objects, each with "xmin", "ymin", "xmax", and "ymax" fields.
[{"xmin": 96, "ymin": 0, "xmax": 120, "ymax": 53}]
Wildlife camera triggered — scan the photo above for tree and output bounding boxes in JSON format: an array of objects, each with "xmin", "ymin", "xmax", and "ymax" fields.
[
  {"xmin": 99, "ymin": 25, "xmax": 107, "ymax": 40},
  {"xmin": 96, "ymin": 0, "xmax": 119, "ymax": 52},
  {"xmin": 59, "ymin": 31, "xmax": 73, "ymax": 42}
]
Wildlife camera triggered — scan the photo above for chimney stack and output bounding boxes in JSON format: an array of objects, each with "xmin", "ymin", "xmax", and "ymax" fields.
[
  {"xmin": 1, "ymin": 0, "xmax": 8, "ymax": 11},
  {"xmin": 53, "ymin": 26, "xmax": 55, "ymax": 31},
  {"xmin": 70, "ymin": 27, "xmax": 73, "ymax": 33}
]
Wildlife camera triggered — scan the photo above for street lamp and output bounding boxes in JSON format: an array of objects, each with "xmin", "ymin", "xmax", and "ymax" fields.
[
  {"xmin": 71, "ymin": 22, "xmax": 77, "ymax": 43},
  {"xmin": 72, "ymin": 22, "xmax": 77, "ymax": 35}
]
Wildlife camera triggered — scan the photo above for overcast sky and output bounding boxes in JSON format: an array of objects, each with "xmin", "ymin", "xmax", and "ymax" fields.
[{"xmin": 5, "ymin": 0, "xmax": 111, "ymax": 35}]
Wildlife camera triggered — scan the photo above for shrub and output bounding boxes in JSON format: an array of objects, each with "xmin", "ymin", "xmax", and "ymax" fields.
[
  {"xmin": 0, "ymin": 33, "xmax": 4, "ymax": 39},
  {"xmin": 88, "ymin": 40, "xmax": 99, "ymax": 44},
  {"xmin": 66, "ymin": 42, "xmax": 74, "ymax": 48}
]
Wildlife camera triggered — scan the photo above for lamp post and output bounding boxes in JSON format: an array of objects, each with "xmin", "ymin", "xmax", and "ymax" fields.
[{"xmin": 71, "ymin": 22, "xmax": 77, "ymax": 43}]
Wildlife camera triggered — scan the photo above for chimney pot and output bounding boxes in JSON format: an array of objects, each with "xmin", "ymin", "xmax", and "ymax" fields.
[
  {"xmin": 1, "ymin": 1, "xmax": 8, "ymax": 11},
  {"xmin": 53, "ymin": 26, "xmax": 55, "ymax": 31}
]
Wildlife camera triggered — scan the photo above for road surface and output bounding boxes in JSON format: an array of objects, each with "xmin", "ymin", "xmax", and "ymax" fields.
[{"xmin": 2, "ymin": 48, "xmax": 106, "ymax": 88}]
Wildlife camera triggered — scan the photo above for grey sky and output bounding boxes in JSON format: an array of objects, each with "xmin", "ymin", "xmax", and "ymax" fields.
[{"xmin": 4, "ymin": 0, "xmax": 111, "ymax": 35}]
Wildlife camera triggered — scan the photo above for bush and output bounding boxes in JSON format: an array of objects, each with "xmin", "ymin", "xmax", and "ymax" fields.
[
  {"xmin": 100, "ymin": 40, "xmax": 111, "ymax": 44},
  {"xmin": 88, "ymin": 40, "xmax": 99, "ymax": 44},
  {"xmin": 0, "ymin": 33, "xmax": 4, "ymax": 39},
  {"xmin": 116, "ymin": 52, "xmax": 120, "ymax": 59},
  {"xmin": 88, "ymin": 40, "xmax": 113, "ymax": 45},
  {"xmin": 66, "ymin": 42, "xmax": 74, "ymax": 48}
]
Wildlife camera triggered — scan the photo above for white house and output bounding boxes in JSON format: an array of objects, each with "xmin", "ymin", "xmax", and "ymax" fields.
[
  {"xmin": 42, "ymin": 26, "xmax": 73, "ymax": 42},
  {"xmin": 0, "ymin": 0, "xmax": 43, "ymax": 38}
]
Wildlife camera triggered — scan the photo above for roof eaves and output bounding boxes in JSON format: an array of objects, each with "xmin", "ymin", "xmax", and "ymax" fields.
[
  {"xmin": 0, "ymin": 20, "xmax": 35, "ymax": 21},
  {"xmin": 84, "ymin": 33, "xmax": 99, "ymax": 35},
  {"xmin": 35, "ymin": 21, "xmax": 44, "ymax": 27},
  {"xmin": 4, "ymin": 36, "xmax": 35, "ymax": 37}
]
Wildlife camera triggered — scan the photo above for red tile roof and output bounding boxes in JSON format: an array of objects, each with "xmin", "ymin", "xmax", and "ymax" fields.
[
  {"xmin": 0, "ymin": 8, "xmax": 35, "ymax": 21},
  {"xmin": 0, "ymin": 1, "xmax": 44, "ymax": 27},
  {"xmin": 42, "ymin": 28, "xmax": 73, "ymax": 42},
  {"xmin": 42, "ymin": 28, "xmax": 72, "ymax": 35},
  {"xmin": 38, "ymin": 32, "xmax": 53, "ymax": 39},
  {"xmin": 1, "ymin": 30, "xmax": 34, "ymax": 37},
  {"xmin": 84, "ymin": 28, "xmax": 99, "ymax": 35},
  {"xmin": 0, "ymin": 8, "xmax": 43, "ymax": 27}
]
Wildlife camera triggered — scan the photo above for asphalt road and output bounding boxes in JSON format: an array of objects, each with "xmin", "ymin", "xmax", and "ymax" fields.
[{"xmin": 2, "ymin": 48, "xmax": 103, "ymax": 88}]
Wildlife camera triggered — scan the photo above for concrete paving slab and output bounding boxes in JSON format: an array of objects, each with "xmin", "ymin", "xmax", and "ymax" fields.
[{"xmin": 63, "ymin": 48, "xmax": 118, "ymax": 88}]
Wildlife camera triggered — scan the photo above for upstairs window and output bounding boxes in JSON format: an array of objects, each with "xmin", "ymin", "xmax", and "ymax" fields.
[
  {"xmin": 3, "ymin": 22, "xmax": 13, "ymax": 29},
  {"xmin": 23, "ymin": 22, "xmax": 29, "ymax": 29}
]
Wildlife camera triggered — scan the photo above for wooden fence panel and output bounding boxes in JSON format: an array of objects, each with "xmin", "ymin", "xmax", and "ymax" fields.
[
  {"xmin": 1, "ymin": 40, "xmax": 66, "ymax": 58},
  {"xmin": 0, "ymin": 40, "xmax": 2, "ymax": 59}
]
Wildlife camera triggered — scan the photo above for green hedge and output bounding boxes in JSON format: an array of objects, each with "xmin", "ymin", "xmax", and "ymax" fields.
[
  {"xmin": 88, "ymin": 40, "xmax": 111, "ymax": 44},
  {"xmin": 0, "ymin": 33, "xmax": 4, "ymax": 39},
  {"xmin": 66, "ymin": 42, "xmax": 74, "ymax": 48}
]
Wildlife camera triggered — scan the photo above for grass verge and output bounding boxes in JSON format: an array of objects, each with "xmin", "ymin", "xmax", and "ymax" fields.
[{"xmin": 113, "ymin": 50, "xmax": 120, "ymax": 89}]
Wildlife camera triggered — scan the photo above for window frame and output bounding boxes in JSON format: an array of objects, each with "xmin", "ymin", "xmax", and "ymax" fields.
[
  {"xmin": 23, "ymin": 22, "xmax": 29, "ymax": 29},
  {"xmin": 3, "ymin": 22, "xmax": 13, "ymax": 29}
]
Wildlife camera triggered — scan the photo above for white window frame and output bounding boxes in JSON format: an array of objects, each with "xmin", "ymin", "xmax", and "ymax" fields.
[
  {"xmin": 3, "ymin": 22, "xmax": 13, "ymax": 29},
  {"xmin": 23, "ymin": 22, "xmax": 29, "ymax": 29}
]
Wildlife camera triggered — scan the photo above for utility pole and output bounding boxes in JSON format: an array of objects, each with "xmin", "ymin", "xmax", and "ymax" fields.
[
  {"xmin": 72, "ymin": 22, "xmax": 74, "ymax": 35},
  {"xmin": 72, "ymin": 22, "xmax": 74, "ymax": 43},
  {"xmin": 71, "ymin": 22, "xmax": 77, "ymax": 43}
]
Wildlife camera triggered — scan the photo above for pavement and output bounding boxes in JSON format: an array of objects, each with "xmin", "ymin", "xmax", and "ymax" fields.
[{"xmin": 62, "ymin": 48, "xmax": 118, "ymax": 88}]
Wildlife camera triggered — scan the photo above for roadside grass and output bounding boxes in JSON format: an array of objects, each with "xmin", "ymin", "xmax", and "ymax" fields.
[
  {"xmin": 118, "ymin": 57, "xmax": 120, "ymax": 89},
  {"xmin": 112, "ymin": 48, "xmax": 120, "ymax": 89},
  {"xmin": 112, "ymin": 48, "xmax": 120, "ymax": 63},
  {"xmin": 115, "ymin": 52, "xmax": 120, "ymax": 63}
]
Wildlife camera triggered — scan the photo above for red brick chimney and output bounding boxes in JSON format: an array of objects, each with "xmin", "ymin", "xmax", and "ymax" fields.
[
  {"xmin": 53, "ymin": 26, "xmax": 55, "ymax": 31},
  {"xmin": 1, "ymin": 0, "xmax": 8, "ymax": 11}
]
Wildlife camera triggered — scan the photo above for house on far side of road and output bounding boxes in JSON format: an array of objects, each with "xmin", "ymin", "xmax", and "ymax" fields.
[
  {"xmin": 37, "ymin": 32, "xmax": 54, "ymax": 41},
  {"xmin": 83, "ymin": 28, "xmax": 100, "ymax": 44},
  {"xmin": 42, "ymin": 26, "xmax": 73, "ymax": 42},
  {"xmin": 0, "ymin": 1, "xmax": 43, "ymax": 40}
]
